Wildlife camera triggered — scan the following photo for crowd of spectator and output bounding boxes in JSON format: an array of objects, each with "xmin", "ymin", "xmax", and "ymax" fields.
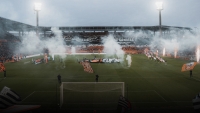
[
  {"xmin": 0, "ymin": 33, "xmax": 26, "ymax": 63},
  {"xmin": 65, "ymin": 45, "xmax": 146, "ymax": 54},
  {"xmin": 1, "ymin": 31, "xmax": 196, "ymax": 63},
  {"xmin": 0, "ymin": 41, "xmax": 11, "ymax": 62}
]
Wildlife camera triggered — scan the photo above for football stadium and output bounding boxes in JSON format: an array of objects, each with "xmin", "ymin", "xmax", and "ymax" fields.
[{"xmin": 1, "ymin": 1, "xmax": 200, "ymax": 113}]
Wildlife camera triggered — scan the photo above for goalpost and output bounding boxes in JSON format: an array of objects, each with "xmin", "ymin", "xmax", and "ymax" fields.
[{"xmin": 60, "ymin": 82, "xmax": 124, "ymax": 108}]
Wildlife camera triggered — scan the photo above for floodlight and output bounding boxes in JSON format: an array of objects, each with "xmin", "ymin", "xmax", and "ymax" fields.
[
  {"xmin": 34, "ymin": 3, "xmax": 42, "ymax": 11},
  {"xmin": 156, "ymin": 2, "xmax": 163, "ymax": 37},
  {"xmin": 156, "ymin": 2, "xmax": 163, "ymax": 10},
  {"xmin": 34, "ymin": 3, "xmax": 41, "ymax": 36}
]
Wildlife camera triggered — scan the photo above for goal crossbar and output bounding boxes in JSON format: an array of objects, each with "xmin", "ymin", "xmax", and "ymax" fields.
[{"xmin": 60, "ymin": 82, "xmax": 124, "ymax": 107}]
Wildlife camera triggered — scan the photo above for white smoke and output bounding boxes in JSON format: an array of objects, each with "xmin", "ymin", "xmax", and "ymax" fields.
[
  {"xmin": 141, "ymin": 29, "xmax": 200, "ymax": 60},
  {"xmin": 163, "ymin": 47, "xmax": 165, "ymax": 56},
  {"xmin": 71, "ymin": 46, "xmax": 76, "ymax": 54},
  {"xmin": 124, "ymin": 30, "xmax": 150, "ymax": 46},
  {"xmin": 45, "ymin": 27, "xmax": 66, "ymax": 53},
  {"xmin": 14, "ymin": 27, "xmax": 200, "ymax": 63},
  {"xmin": 102, "ymin": 34, "xmax": 124, "ymax": 60},
  {"xmin": 14, "ymin": 27, "xmax": 67, "ymax": 56},
  {"xmin": 126, "ymin": 54, "xmax": 132, "ymax": 67},
  {"xmin": 123, "ymin": 29, "xmax": 200, "ymax": 62},
  {"xmin": 196, "ymin": 46, "xmax": 200, "ymax": 62},
  {"xmin": 16, "ymin": 32, "xmax": 42, "ymax": 55}
]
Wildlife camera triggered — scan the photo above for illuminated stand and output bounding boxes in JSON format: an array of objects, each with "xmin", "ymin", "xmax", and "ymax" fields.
[{"xmin": 34, "ymin": 3, "xmax": 41, "ymax": 36}]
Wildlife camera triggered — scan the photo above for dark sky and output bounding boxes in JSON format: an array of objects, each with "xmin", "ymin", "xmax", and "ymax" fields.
[{"xmin": 0, "ymin": 0, "xmax": 199, "ymax": 28}]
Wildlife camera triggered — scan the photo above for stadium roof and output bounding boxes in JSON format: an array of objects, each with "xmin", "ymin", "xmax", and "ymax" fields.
[
  {"xmin": 0, "ymin": 16, "xmax": 192, "ymax": 33},
  {"xmin": 0, "ymin": 17, "xmax": 48, "ymax": 32},
  {"xmin": 58, "ymin": 25, "xmax": 192, "ymax": 32}
]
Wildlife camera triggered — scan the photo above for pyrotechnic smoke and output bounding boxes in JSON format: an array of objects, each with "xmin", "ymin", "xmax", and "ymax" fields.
[
  {"xmin": 124, "ymin": 30, "xmax": 150, "ymax": 45},
  {"xmin": 12, "ymin": 25, "xmax": 200, "ymax": 64},
  {"xmin": 197, "ymin": 46, "xmax": 200, "ymax": 62},
  {"xmin": 126, "ymin": 54, "xmax": 132, "ymax": 67},
  {"xmin": 50, "ymin": 27, "xmax": 67, "ymax": 69},
  {"xmin": 14, "ymin": 27, "xmax": 67, "ymax": 55},
  {"xmin": 174, "ymin": 48, "xmax": 178, "ymax": 58},
  {"xmin": 149, "ymin": 36, "xmax": 179, "ymax": 56},
  {"xmin": 102, "ymin": 35, "xmax": 124, "ymax": 60},
  {"xmin": 16, "ymin": 32, "xmax": 42, "ymax": 55},
  {"xmin": 157, "ymin": 50, "xmax": 158, "ymax": 56},
  {"xmin": 123, "ymin": 29, "xmax": 200, "ymax": 60},
  {"xmin": 71, "ymin": 46, "xmax": 76, "ymax": 54},
  {"xmin": 163, "ymin": 47, "xmax": 165, "ymax": 56},
  {"xmin": 148, "ymin": 30, "xmax": 200, "ymax": 59},
  {"xmin": 46, "ymin": 27, "xmax": 66, "ymax": 53}
]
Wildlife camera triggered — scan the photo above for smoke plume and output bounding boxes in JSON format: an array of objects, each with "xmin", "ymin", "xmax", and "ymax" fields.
[
  {"xmin": 102, "ymin": 34, "xmax": 124, "ymax": 60},
  {"xmin": 14, "ymin": 27, "xmax": 67, "ymax": 56}
]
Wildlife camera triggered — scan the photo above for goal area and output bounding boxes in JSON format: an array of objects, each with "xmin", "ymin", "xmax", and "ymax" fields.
[{"xmin": 60, "ymin": 82, "xmax": 124, "ymax": 109}]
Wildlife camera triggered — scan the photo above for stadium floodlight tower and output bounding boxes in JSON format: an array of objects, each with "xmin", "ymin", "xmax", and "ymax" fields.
[
  {"xmin": 34, "ymin": 3, "xmax": 41, "ymax": 36},
  {"xmin": 156, "ymin": 2, "xmax": 163, "ymax": 37}
]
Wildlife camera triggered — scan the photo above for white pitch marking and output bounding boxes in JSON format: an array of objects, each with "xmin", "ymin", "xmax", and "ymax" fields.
[
  {"xmin": 192, "ymin": 77, "xmax": 200, "ymax": 82},
  {"xmin": 24, "ymin": 61, "xmax": 31, "ymax": 64},
  {"xmin": 153, "ymin": 90, "xmax": 167, "ymax": 102},
  {"xmin": 22, "ymin": 91, "xmax": 35, "ymax": 102}
]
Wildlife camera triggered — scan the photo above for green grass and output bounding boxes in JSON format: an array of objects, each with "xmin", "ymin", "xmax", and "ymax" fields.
[{"xmin": 1, "ymin": 54, "xmax": 200, "ymax": 112}]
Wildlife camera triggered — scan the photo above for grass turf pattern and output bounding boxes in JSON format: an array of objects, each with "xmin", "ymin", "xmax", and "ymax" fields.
[{"xmin": 1, "ymin": 54, "xmax": 200, "ymax": 112}]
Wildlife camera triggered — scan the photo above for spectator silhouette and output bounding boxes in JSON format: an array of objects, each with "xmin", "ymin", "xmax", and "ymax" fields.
[{"xmin": 57, "ymin": 74, "xmax": 61, "ymax": 83}]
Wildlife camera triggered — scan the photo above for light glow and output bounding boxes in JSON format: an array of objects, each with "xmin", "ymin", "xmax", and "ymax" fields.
[
  {"xmin": 163, "ymin": 47, "xmax": 165, "ymax": 56},
  {"xmin": 174, "ymin": 48, "xmax": 177, "ymax": 58},
  {"xmin": 34, "ymin": 3, "xmax": 41, "ymax": 11},
  {"xmin": 196, "ymin": 46, "xmax": 200, "ymax": 62},
  {"xmin": 156, "ymin": 2, "xmax": 163, "ymax": 10},
  {"xmin": 157, "ymin": 50, "xmax": 158, "ymax": 56}
]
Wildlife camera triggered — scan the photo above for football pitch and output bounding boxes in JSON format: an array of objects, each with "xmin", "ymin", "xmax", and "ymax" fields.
[{"xmin": 1, "ymin": 54, "xmax": 200, "ymax": 112}]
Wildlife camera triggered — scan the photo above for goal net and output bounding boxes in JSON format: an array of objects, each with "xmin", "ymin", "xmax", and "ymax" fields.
[{"xmin": 60, "ymin": 82, "xmax": 124, "ymax": 109}]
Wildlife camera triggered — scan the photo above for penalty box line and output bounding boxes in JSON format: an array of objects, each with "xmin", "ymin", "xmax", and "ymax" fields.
[
  {"xmin": 191, "ymin": 77, "xmax": 200, "ymax": 82},
  {"xmin": 153, "ymin": 90, "xmax": 167, "ymax": 102},
  {"xmin": 22, "ymin": 91, "xmax": 35, "ymax": 102},
  {"xmin": 127, "ymin": 90, "xmax": 167, "ymax": 103},
  {"xmin": 62, "ymin": 89, "xmax": 168, "ymax": 102},
  {"xmin": 21, "ymin": 91, "xmax": 56, "ymax": 102},
  {"xmin": 6, "ymin": 77, "xmax": 185, "ymax": 79},
  {"xmin": 22, "ymin": 90, "xmax": 191, "ymax": 104}
]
